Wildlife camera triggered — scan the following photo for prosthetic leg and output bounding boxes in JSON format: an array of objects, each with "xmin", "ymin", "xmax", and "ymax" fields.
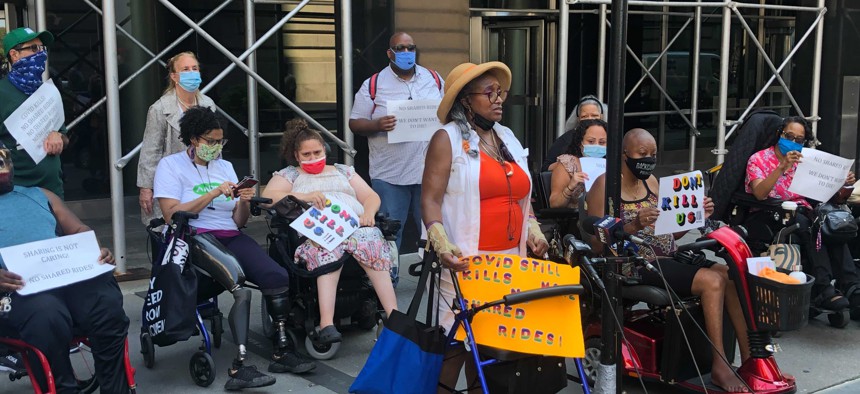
[{"xmin": 265, "ymin": 292, "xmax": 315, "ymax": 373}]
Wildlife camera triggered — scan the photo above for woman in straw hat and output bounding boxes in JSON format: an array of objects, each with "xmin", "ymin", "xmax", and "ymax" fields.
[{"xmin": 421, "ymin": 62, "xmax": 555, "ymax": 391}]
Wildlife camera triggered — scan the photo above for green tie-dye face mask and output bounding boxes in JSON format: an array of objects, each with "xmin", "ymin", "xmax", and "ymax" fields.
[{"xmin": 196, "ymin": 143, "xmax": 222, "ymax": 162}]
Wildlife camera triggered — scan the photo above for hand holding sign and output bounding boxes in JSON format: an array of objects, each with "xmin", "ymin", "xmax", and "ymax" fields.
[
  {"xmin": 289, "ymin": 196, "xmax": 361, "ymax": 251},
  {"xmin": 2, "ymin": 80, "xmax": 65, "ymax": 164},
  {"xmin": 578, "ymin": 157, "xmax": 606, "ymax": 191},
  {"xmin": 386, "ymin": 99, "xmax": 443, "ymax": 143},
  {"xmin": 787, "ymin": 149, "xmax": 855, "ymax": 202},
  {"xmin": 655, "ymin": 170, "xmax": 706, "ymax": 235}
]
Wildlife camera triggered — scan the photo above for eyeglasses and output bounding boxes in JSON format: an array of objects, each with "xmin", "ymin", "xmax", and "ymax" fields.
[
  {"xmin": 389, "ymin": 44, "xmax": 417, "ymax": 52},
  {"xmin": 198, "ymin": 136, "xmax": 228, "ymax": 146},
  {"xmin": 468, "ymin": 89, "xmax": 509, "ymax": 103},
  {"xmin": 14, "ymin": 44, "xmax": 47, "ymax": 54},
  {"xmin": 781, "ymin": 132, "xmax": 805, "ymax": 144}
]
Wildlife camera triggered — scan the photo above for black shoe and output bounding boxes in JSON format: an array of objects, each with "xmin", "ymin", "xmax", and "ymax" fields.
[
  {"xmin": 814, "ymin": 287, "xmax": 849, "ymax": 311},
  {"xmin": 269, "ymin": 351, "xmax": 316, "ymax": 374},
  {"xmin": 317, "ymin": 325, "xmax": 343, "ymax": 345},
  {"xmin": 225, "ymin": 365, "xmax": 276, "ymax": 391},
  {"xmin": 0, "ymin": 353, "xmax": 24, "ymax": 373}
]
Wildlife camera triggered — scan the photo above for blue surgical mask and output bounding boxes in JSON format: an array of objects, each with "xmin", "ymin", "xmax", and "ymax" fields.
[
  {"xmin": 391, "ymin": 51, "xmax": 416, "ymax": 71},
  {"xmin": 777, "ymin": 137, "xmax": 803, "ymax": 156},
  {"xmin": 178, "ymin": 71, "xmax": 202, "ymax": 92},
  {"xmin": 582, "ymin": 144, "xmax": 606, "ymax": 158},
  {"xmin": 7, "ymin": 51, "xmax": 48, "ymax": 95}
]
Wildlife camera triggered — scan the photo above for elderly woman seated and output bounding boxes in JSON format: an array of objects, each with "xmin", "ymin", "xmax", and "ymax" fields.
[{"xmin": 262, "ymin": 119, "xmax": 398, "ymax": 345}]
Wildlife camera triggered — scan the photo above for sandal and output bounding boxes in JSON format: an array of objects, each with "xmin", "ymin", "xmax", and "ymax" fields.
[
  {"xmin": 813, "ymin": 287, "xmax": 849, "ymax": 311},
  {"xmin": 317, "ymin": 325, "xmax": 342, "ymax": 345}
]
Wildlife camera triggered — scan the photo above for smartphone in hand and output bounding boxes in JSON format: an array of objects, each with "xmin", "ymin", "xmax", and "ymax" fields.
[{"xmin": 232, "ymin": 176, "xmax": 259, "ymax": 198}]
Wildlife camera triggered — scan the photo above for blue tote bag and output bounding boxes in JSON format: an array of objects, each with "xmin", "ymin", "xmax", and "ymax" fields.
[{"xmin": 350, "ymin": 249, "xmax": 446, "ymax": 394}]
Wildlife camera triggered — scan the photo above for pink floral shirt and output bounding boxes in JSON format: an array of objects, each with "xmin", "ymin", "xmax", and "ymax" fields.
[{"xmin": 745, "ymin": 147, "xmax": 811, "ymax": 208}]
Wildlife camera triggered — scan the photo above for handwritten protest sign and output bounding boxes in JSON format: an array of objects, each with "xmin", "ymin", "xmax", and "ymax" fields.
[
  {"xmin": 0, "ymin": 231, "xmax": 114, "ymax": 296},
  {"xmin": 2, "ymin": 80, "xmax": 65, "ymax": 164},
  {"xmin": 655, "ymin": 170, "xmax": 705, "ymax": 235},
  {"xmin": 454, "ymin": 254, "xmax": 583, "ymax": 358},
  {"xmin": 289, "ymin": 196, "xmax": 360, "ymax": 251},
  {"xmin": 579, "ymin": 157, "xmax": 606, "ymax": 191},
  {"xmin": 386, "ymin": 99, "xmax": 443, "ymax": 143},
  {"xmin": 787, "ymin": 148, "xmax": 854, "ymax": 202}
]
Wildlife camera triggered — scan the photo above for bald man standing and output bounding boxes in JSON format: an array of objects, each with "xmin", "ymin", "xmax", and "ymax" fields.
[{"xmin": 349, "ymin": 32, "xmax": 444, "ymax": 285}]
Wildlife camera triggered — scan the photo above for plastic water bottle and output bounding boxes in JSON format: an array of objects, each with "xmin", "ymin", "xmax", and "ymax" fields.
[{"xmin": 789, "ymin": 265, "xmax": 806, "ymax": 284}]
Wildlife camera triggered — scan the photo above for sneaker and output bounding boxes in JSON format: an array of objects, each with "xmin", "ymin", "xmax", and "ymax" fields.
[
  {"xmin": 317, "ymin": 325, "xmax": 342, "ymax": 345},
  {"xmin": 0, "ymin": 353, "xmax": 24, "ymax": 373},
  {"xmin": 224, "ymin": 365, "xmax": 276, "ymax": 391},
  {"xmin": 268, "ymin": 351, "xmax": 316, "ymax": 374}
]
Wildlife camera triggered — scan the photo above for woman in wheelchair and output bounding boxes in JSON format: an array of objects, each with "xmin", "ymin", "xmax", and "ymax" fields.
[
  {"xmin": 261, "ymin": 119, "xmax": 398, "ymax": 345},
  {"xmin": 153, "ymin": 107, "xmax": 315, "ymax": 390},
  {"xmin": 587, "ymin": 129, "xmax": 752, "ymax": 393},
  {"xmin": 548, "ymin": 118, "xmax": 607, "ymax": 208},
  {"xmin": 745, "ymin": 116, "xmax": 860, "ymax": 311}
]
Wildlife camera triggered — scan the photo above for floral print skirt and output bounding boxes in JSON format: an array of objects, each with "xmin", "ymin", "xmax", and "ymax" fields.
[{"xmin": 294, "ymin": 227, "xmax": 392, "ymax": 272}]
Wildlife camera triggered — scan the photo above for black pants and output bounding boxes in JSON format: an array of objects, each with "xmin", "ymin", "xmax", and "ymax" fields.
[
  {"xmin": 751, "ymin": 211, "xmax": 860, "ymax": 295},
  {"xmin": 0, "ymin": 272, "xmax": 129, "ymax": 393}
]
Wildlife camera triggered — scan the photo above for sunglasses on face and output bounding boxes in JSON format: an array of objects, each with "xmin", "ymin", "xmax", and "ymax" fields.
[
  {"xmin": 781, "ymin": 132, "xmax": 805, "ymax": 144},
  {"xmin": 467, "ymin": 89, "xmax": 509, "ymax": 103},
  {"xmin": 14, "ymin": 44, "xmax": 47, "ymax": 54},
  {"xmin": 198, "ymin": 136, "xmax": 228, "ymax": 146},
  {"xmin": 389, "ymin": 44, "xmax": 417, "ymax": 52}
]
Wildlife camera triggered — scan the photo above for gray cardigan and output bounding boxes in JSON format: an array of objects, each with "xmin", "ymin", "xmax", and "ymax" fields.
[{"xmin": 136, "ymin": 91, "xmax": 215, "ymax": 224}]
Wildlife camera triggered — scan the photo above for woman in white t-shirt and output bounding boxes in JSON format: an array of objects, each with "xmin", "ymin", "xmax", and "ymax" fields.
[
  {"xmin": 153, "ymin": 107, "xmax": 315, "ymax": 390},
  {"xmin": 262, "ymin": 119, "xmax": 397, "ymax": 346}
]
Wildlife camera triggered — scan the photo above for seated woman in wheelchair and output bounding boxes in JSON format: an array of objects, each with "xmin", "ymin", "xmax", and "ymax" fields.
[
  {"xmin": 548, "ymin": 118, "xmax": 607, "ymax": 209},
  {"xmin": 586, "ymin": 128, "xmax": 751, "ymax": 393},
  {"xmin": 0, "ymin": 144, "xmax": 129, "ymax": 393},
  {"xmin": 744, "ymin": 116, "xmax": 859, "ymax": 312},
  {"xmin": 261, "ymin": 119, "xmax": 397, "ymax": 345},
  {"xmin": 153, "ymin": 107, "xmax": 315, "ymax": 390}
]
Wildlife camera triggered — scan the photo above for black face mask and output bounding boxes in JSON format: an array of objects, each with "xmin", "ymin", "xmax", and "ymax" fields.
[
  {"xmin": 471, "ymin": 112, "xmax": 496, "ymax": 131},
  {"xmin": 624, "ymin": 156, "xmax": 657, "ymax": 180}
]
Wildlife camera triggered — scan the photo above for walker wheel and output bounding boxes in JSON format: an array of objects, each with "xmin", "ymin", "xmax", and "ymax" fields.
[
  {"xmin": 211, "ymin": 314, "xmax": 223, "ymax": 349},
  {"xmin": 139, "ymin": 332, "xmax": 155, "ymax": 369},
  {"xmin": 189, "ymin": 351, "xmax": 216, "ymax": 387},
  {"xmin": 828, "ymin": 310, "xmax": 850, "ymax": 328},
  {"xmin": 581, "ymin": 337, "xmax": 602, "ymax": 386},
  {"xmin": 304, "ymin": 336, "xmax": 341, "ymax": 360}
]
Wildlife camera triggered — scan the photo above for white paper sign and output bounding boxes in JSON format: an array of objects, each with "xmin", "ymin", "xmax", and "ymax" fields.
[
  {"xmin": 654, "ymin": 170, "xmax": 706, "ymax": 236},
  {"xmin": 386, "ymin": 99, "xmax": 443, "ymax": 143},
  {"xmin": 2, "ymin": 79, "xmax": 65, "ymax": 164},
  {"xmin": 787, "ymin": 148, "xmax": 854, "ymax": 202},
  {"xmin": 746, "ymin": 257, "xmax": 775, "ymax": 277},
  {"xmin": 0, "ymin": 231, "xmax": 114, "ymax": 295},
  {"xmin": 289, "ymin": 196, "xmax": 361, "ymax": 251},
  {"xmin": 578, "ymin": 157, "xmax": 606, "ymax": 192}
]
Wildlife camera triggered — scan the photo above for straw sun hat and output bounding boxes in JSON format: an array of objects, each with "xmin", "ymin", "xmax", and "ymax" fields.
[{"xmin": 436, "ymin": 61, "xmax": 512, "ymax": 124}]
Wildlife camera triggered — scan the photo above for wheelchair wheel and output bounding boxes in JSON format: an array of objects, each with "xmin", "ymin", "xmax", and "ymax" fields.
[
  {"xmin": 189, "ymin": 351, "xmax": 216, "ymax": 387},
  {"xmin": 211, "ymin": 314, "xmax": 223, "ymax": 349},
  {"xmin": 828, "ymin": 310, "xmax": 850, "ymax": 328},
  {"xmin": 356, "ymin": 299, "xmax": 379, "ymax": 330},
  {"xmin": 581, "ymin": 337, "xmax": 602, "ymax": 386},
  {"xmin": 139, "ymin": 332, "xmax": 155, "ymax": 369},
  {"xmin": 70, "ymin": 342, "xmax": 99, "ymax": 394},
  {"xmin": 304, "ymin": 336, "xmax": 340, "ymax": 360}
]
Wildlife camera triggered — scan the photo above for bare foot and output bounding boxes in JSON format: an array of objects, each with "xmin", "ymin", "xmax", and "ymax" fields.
[{"xmin": 711, "ymin": 364, "xmax": 750, "ymax": 393}]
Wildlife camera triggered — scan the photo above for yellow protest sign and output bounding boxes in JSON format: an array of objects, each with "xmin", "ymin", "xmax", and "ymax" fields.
[{"xmin": 453, "ymin": 254, "xmax": 584, "ymax": 358}]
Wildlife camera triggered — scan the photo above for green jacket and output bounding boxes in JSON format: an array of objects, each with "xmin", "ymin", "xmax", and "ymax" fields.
[{"xmin": 0, "ymin": 78, "xmax": 65, "ymax": 198}]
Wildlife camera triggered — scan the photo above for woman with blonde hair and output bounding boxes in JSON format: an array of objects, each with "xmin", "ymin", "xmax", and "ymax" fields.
[{"xmin": 137, "ymin": 51, "xmax": 216, "ymax": 226}]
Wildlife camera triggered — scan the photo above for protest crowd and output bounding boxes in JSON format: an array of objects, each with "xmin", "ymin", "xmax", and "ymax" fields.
[{"xmin": 1, "ymin": 24, "xmax": 860, "ymax": 394}]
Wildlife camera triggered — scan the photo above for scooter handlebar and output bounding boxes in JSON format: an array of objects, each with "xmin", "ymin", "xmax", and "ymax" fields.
[
  {"xmin": 502, "ymin": 285, "xmax": 584, "ymax": 306},
  {"xmin": 676, "ymin": 238, "xmax": 720, "ymax": 254}
]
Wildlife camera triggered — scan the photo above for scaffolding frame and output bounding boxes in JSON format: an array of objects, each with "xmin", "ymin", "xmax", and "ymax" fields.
[
  {"xmin": 32, "ymin": 0, "xmax": 355, "ymax": 273},
  {"xmin": 561, "ymin": 0, "xmax": 827, "ymax": 169}
]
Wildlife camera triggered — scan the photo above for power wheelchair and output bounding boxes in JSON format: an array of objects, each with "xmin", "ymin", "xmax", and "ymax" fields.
[{"xmin": 257, "ymin": 195, "xmax": 400, "ymax": 360}]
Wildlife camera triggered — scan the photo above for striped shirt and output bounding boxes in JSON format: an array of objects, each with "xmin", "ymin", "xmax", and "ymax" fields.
[{"xmin": 350, "ymin": 65, "xmax": 444, "ymax": 185}]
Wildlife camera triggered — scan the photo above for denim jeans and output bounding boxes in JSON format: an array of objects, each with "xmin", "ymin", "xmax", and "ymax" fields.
[{"xmin": 371, "ymin": 179, "xmax": 423, "ymax": 285}]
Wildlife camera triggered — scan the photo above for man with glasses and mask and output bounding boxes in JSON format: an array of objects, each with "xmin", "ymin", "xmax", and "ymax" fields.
[
  {"xmin": 0, "ymin": 27, "xmax": 68, "ymax": 199},
  {"xmin": 349, "ymin": 32, "xmax": 444, "ymax": 285}
]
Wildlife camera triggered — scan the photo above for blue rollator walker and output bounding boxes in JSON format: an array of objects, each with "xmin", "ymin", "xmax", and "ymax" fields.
[{"xmin": 417, "ymin": 247, "xmax": 592, "ymax": 394}]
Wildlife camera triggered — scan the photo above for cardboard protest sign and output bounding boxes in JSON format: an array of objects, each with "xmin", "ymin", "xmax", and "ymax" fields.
[
  {"xmin": 0, "ymin": 231, "xmax": 114, "ymax": 295},
  {"xmin": 454, "ymin": 254, "xmax": 584, "ymax": 358},
  {"xmin": 579, "ymin": 157, "xmax": 606, "ymax": 191},
  {"xmin": 386, "ymin": 99, "xmax": 443, "ymax": 143},
  {"xmin": 3, "ymin": 79, "xmax": 65, "ymax": 164},
  {"xmin": 289, "ymin": 196, "xmax": 360, "ymax": 251},
  {"xmin": 655, "ymin": 170, "xmax": 706, "ymax": 235},
  {"xmin": 787, "ymin": 148, "xmax": 854, "ymax": 202}
]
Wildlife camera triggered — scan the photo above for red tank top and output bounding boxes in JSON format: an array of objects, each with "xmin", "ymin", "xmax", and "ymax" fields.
[{"xmin": 478, "ymin": 151, "xmax": 530, "ymax": 250}]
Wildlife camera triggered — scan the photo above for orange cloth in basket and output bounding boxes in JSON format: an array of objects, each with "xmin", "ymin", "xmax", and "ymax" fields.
[{"xmin": 757, "ymin": 267, "xmax": 800, "ymax": 285}]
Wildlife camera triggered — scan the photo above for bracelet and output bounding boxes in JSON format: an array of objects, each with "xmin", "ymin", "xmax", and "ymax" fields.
[{"xmin": 425, "ymin": 220, "xmax": 442, "ymax": 230}]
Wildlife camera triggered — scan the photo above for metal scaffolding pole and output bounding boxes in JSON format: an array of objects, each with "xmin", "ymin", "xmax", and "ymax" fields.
[
  {"xmin": 36, "ymin": 0, "xmax": 47, "ymax": 80},
  {"xmin": 810, "ymin": 0, "xmax": 826, "ymax": 140},
  {"xmin": 339, "ymin": 0, "xmax": 355, "ymax": 165},
  {"xmin": 558, "ymin": 0, "xmax": 570, "ymax": 137},
  {"xmin": 157, "ymin": 0, "xmax": 356, "ymax": 157},
  {"xmin": 689, "ymin": 0, "xmax": 702, "ymax": 171},
  {"xmin": 597, "ymin": 4, "xmax": 607, "ymax": 101},
  {"xmin": 714, "ymin": 4, "xmax": 731, "ymax": 165},
  {"xmin": 245, "ymin": 0, "xmax": 260, "ymax": 182},
  {"xmin": 102, "ymin": 0, "xmax": 126, "ymax": 273}
]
